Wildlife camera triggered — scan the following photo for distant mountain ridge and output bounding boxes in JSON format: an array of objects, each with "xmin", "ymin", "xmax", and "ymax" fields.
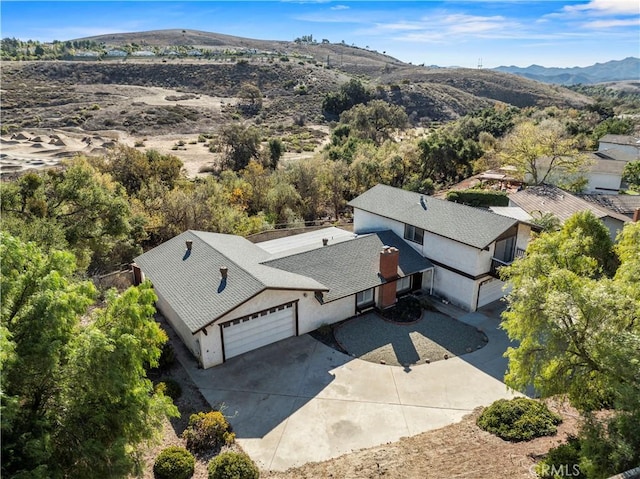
[{"xmin": 493, "ymin": 57, "xmax": 640, "ymax": 85}]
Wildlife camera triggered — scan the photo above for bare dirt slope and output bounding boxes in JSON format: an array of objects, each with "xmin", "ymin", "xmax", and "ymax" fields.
[{"xmin": 262, "ymin": 399, "xmax": 580, "ymax": 479}]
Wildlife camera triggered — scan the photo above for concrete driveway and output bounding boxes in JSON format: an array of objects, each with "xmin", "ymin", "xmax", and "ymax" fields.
[{"xmin": 173, "ymin": 304, "xmax": 520, "ymax": 471}]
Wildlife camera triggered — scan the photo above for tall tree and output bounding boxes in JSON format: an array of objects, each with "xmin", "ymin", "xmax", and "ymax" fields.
[
  {"xmin": 218, "ymin": 124, "xmax": 262, "ymax": 171},
  {"xmin": 418, "ymin": 131, "xmax": 481, "ymax": 184},
  {"xmin": 1, "ymin": 233, "xmax": 178, "ymax": 478},
  {"xmin": 339, "ymin": 100, "xmax": 408, "ymax": 145},
  {"xmin": 499, "ymin": 119, "xmax": 591, "ymax": 185},
  {"xmin": 237, "ymin": 83, "xmax": 263, "ymax": 115},
  {"xmin": 501, "ymin": 212, "xmax": 626, "ymax": 403},
  {"xmin": 500, "ymin": 216, "xmax": 640, "ymax": 476}
]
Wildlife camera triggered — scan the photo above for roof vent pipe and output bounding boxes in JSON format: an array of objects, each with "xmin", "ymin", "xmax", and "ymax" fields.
[
  {"xmin": 220, "ymin": 266, "xmax": 228, "ymax": 279},
  {"xmin": 322, "ymin": 238, "xmax": 329, "ymax": 246},
  {"xmin": 186, "ymin": 240, "xmax": 193, "ymax": 251}
]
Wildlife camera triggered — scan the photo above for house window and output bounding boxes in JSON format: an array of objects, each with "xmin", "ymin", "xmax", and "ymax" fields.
[
  {"xmin": 356, "ymin": 288, "xmax": 374, "ymax": 307},
  {"xmin": 396, "ymin": 276, "xmax": 411, "ymax": 293},
  {"xmin": 404, "ymin": 224, "xmax": 424, "ymax": 245},
  {"xmin": 494, "ymin": 236, "xmax": 516, "ymax": 263}
]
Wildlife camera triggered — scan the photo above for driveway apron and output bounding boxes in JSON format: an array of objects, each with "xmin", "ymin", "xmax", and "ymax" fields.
[{"xmin": 169, "ymin": 304, "xmax": 521, "ymax": 471}]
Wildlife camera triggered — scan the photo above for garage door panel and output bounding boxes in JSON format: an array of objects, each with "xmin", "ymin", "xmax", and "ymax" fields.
[
  {"xmin": 478, "ymin": 278, "xmax": 509, "ymax": 308},
  {"xmin": 222, "ymin": 303, "xmax": 296, "ymax": 360}
]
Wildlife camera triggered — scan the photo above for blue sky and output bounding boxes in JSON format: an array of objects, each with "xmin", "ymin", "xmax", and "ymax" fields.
[{"xmin": 1, "ymin": 1, "xmax": 638, "ymax": 68}]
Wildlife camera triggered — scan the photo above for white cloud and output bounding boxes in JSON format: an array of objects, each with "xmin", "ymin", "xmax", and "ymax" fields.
[
  {"xmin": 330, "ymin": 5, "xmax": 349, "ymax": 10},
  {"xmin": 441, "ymin": 13, "xmax": 513, "ymax": 35},
  {"xmin": 365, "ymin": 13, "xmax": 521, "ymax": 42},
  {"xmin": 563, "ymin": 0, "xmax": 639, "ymax": 15}
]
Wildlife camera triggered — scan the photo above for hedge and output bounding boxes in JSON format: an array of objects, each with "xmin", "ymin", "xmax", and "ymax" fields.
[{"xmin": 446, "ymin": 189, "xmax": 509, "ymax": 207}]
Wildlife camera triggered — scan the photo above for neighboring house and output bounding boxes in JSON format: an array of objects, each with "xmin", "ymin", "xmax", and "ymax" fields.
[
  {"xmin": 135, "ymin": 226, "xmax": 432, "ymax": 368},
  {"xmin": 131, "ymin": 50, "xmax": 156, "ymax": 57},
  {"xmin": 105, "ymin": 49, "xmax": 127, "ymax": 57},
  {"xmin": 509, "ymin": 184, "xmax": 630, "ymax": 241},
  {"xmin": 580, "ymin": 194, "xmax": 640, "ymax": 221},
  {"xmin": 348, "ymin": 184, "xmax": 533, "ymax": 313},
  {"xmin": 582, "ymin": 152, "xmax": 627, "ymax": 194},
  {"xmin": 598, "ymin": 134, "xmax": 640, "ymax": 161}
]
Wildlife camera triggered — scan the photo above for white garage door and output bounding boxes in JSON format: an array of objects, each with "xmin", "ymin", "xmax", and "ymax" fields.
[
  {"xmin": 477, "ymin": 278, "xmax": 509, "ymax": 309},
  {"xmin": 221, "ymin": 302, "xmax": 296, "ymax": 360}
]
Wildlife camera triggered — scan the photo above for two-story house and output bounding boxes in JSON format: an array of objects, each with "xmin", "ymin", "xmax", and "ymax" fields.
[
  {"xmin": 348, "ymin": 184, "xmax": 533, "ymax": 311},
  {"xmin": 135, "ymin": 184, "xmax": 533, "ymax": 367}
]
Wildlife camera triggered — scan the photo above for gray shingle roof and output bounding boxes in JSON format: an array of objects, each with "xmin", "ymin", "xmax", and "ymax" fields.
[
  {"xmin": 579, "ymin": 194, "xmax": 640, "ymax": 217},
  {"xmin": 509, "ymin": 185, "xmax": 630, "ymax": 223},
  {"xmin": 134, "ymin": 231, "xmax": 328, "ymax": 333},
  {"xmin": 599, "ymin": 134, "xmax": 640, "ymax": 148},
  {"xmin": 348, "ymin": 184, "xmax": 518, "ymax": 250},
  {"xmin": 264, "ymin": 230, "xmax": 433, "ymax": 303}
]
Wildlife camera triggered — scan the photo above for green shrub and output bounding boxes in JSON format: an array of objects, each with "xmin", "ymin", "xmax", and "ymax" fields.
[
  {"xmin": 536, "ymin": 436, "xmax": 585, "ymax": 479},
  {"xmin": 154, "ymin": 446, "xmax": 195, "ymax": 479},
  {"xmin": 208, "ymin": 452, "xmax": 259, "ymax": 479},
  {"xmin": 155, "ymin": 378, "xmax": 182, "ymax": 400},
  {"xmin": 182, "ymin": 411, "xmax": 235, "ymax": 453},
  {"xmin": 477, "ymin": 398, "xmax": 562, "ymax": 442},
  {"xmin": 446, "ymin": 189, "xmax": 509, "ymax": 207}
]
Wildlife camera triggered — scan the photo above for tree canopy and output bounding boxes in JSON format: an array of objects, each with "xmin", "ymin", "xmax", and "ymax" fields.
[
  {"xmin": 622, "ymin": 160, "xmax": 640, "ymax": 192},
  {"xmin": 501, "ymin": 215, "xmax": 640, "ymax": 476},
  {"xmin": 1, "ymin": 233, "xmax": 178, "ymax": 478},
  {"xmin": 499, "ymin": 119, "xmax": 591, "ymax": 186},
  {"xmin": 218, "ymin": 123, "xmax": 262, "ymax": 171},
  {"xmin": 0, "ymin": 157, "xmax": 144, "ymax": 273},
  {"xmin": 339, "ymin": 100, "xmax": 408, "ymax": 145}
]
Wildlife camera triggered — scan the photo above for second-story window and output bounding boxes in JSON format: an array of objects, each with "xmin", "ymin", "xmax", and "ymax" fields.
[{"xmin": 404, "ymin": 224, "xmax": 424, "ymax": 245}]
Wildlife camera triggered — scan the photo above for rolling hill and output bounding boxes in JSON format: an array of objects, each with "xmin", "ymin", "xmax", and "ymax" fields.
[
  {"xmin": 2, "ymin": 29, "xmax": 592, "ymax": 136},
  {"xmin": 493, "ymin": 57, "xmax": 640, "ymax": 85}
]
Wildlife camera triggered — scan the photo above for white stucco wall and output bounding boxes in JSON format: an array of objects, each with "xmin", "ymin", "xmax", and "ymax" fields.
[
  {"xmin": 587, "ymin": 172, "xmax": 622, "ymax": 194},
  {"xmin": 155, "ymin": 290, "xmax": 199, "ymax": 358},
  {"xmin": 601, "ymin": 217, "xmax": 627, "ymax": 242},
  {"xmin": 298, "ymin": 294, "xmax": 355, "ymax": 334},
  {"xmin": 432, "ymin": 267, "xmax": 477, "ymax": 311},
  {"xmin": 197, "ymin": 288, "xmax": 357, "ymax": 368},
  {"xmin": 423, "ymin": 232, "xmax": 488, "ymax": 276},
  {"xmin": 353, "ymin": 207, "xmax": 507, "ymax": 311},
  {"xmin": 353, "ymin": 209, "xmax": 408, "ymax": 245},
  {"xmin": 516, "ymin": 224, "xmax": 532, "ymax": 252}
]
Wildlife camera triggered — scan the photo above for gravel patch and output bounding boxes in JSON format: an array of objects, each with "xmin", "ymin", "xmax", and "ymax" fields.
[{"xmin": 334, "ymin": 311, "xmax": 487, "ymax": 367}]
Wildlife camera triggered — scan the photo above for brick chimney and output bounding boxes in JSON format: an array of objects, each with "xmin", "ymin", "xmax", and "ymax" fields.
[
  {"xmin": 379, "ymin": 246, "xmax": 399, "ymax": 309},
  {"xmin": 634, "ymin": 208, "xmax": 640, "ymax": 222}
]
